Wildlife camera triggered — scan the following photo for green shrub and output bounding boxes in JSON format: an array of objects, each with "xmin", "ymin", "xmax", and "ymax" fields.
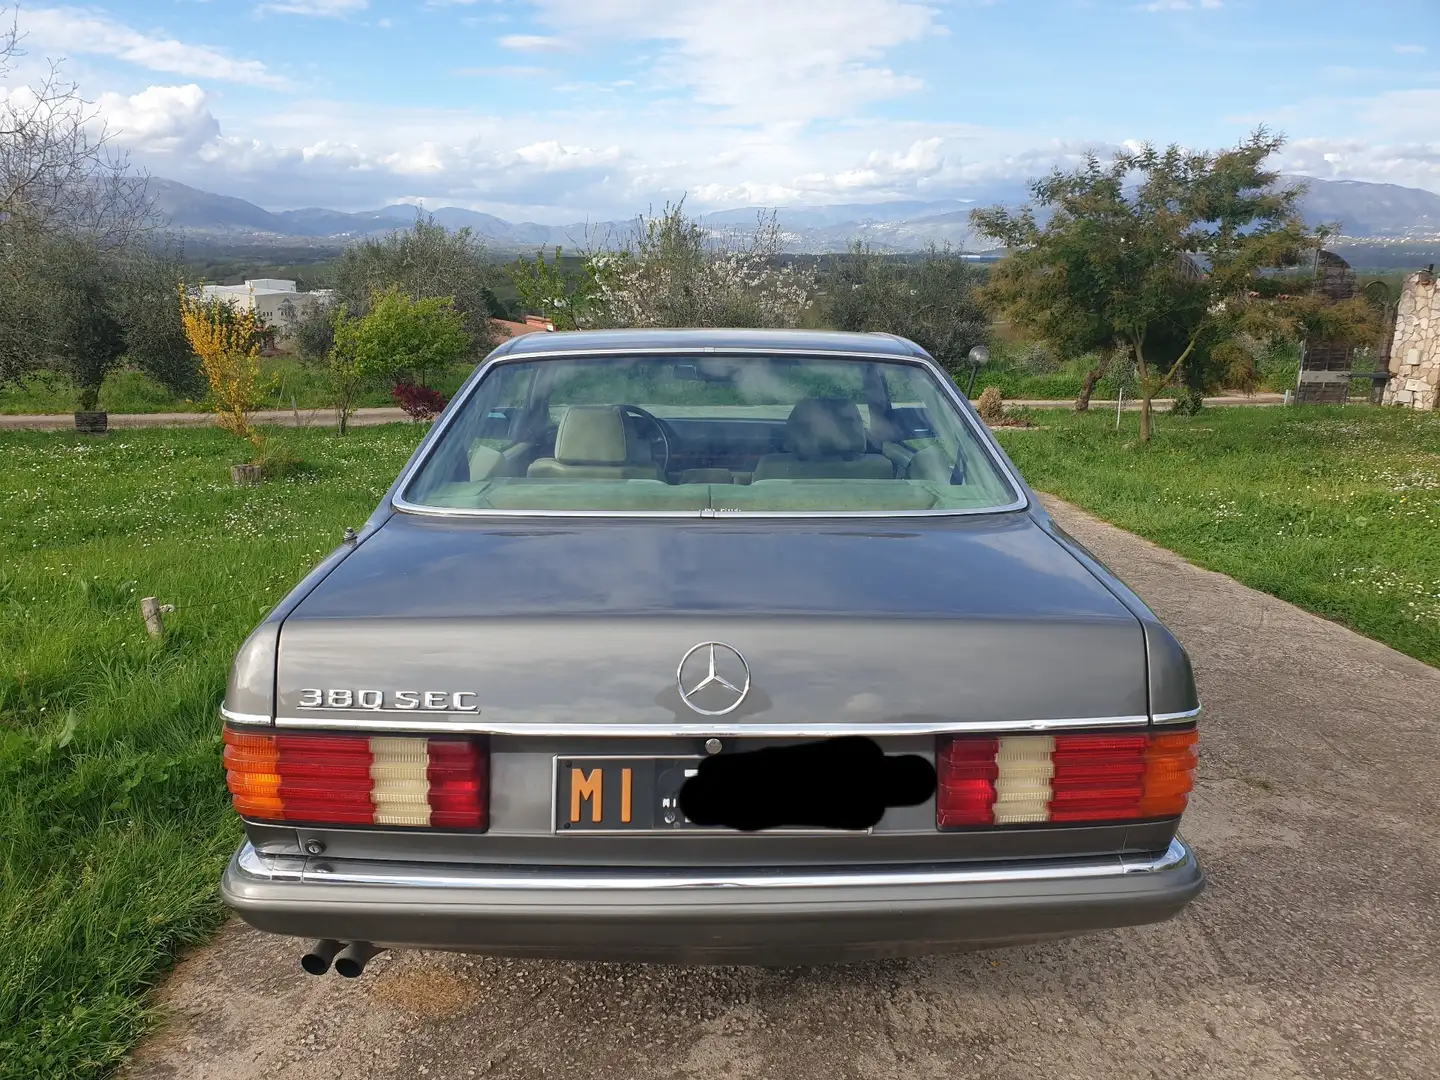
[
  {"xmin": 1256, "ymin": 341, "xmax": 1301, "ymax": 392},
  {"xmin": 1170, "ymin": 386, "xmax": 1205, "ymax": 415}
]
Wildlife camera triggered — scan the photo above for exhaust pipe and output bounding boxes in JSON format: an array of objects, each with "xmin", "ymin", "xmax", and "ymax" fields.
[
  {"xmin": 334, "ymin": 940, "xmax": 383, "ymax": 979},
  {"xmin": 300, "ymin": 938, "xmax": 343, "ymax": 976}
]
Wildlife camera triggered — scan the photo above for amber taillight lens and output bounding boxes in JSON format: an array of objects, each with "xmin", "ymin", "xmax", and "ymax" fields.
[
  {"xmin": 224, "ymin": 728, "xmax": 489, "ymax": 830},
  {"xmin": 937, "ymin": 728, "xmax": 1197, "ymax": 829}
]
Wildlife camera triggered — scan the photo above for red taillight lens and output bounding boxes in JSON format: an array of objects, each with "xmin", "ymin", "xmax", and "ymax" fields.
[
  {"xmin": 224, "ymin": 728, "xmax": 489, "ymax": 830},
  {"xmin": 936, "ymin": 736, "xmax": 998, "ymax": 827},
  {"xmin": 937, "ymin": 728, "xmax": 1197, "ymax": 829}
]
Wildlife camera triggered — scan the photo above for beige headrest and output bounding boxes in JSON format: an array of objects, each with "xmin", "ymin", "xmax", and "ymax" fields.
[
  {"xmin": 554, "ymin": 405, "xmax": 629, "ymax": 465},
  {"xmin": 785, "ymin": 398, "xmax": 866, "ymax": 459}
]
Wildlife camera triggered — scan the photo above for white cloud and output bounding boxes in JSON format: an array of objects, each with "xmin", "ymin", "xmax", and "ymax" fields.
[
  {"xmin": 97, "ymin": 84, "xmax": 221, "ymax": 153},
  {"xmin": 18, "ymin": 7, "xmax": 289, "ymax": 89},
  {"xmin": 24, "ymin": 0, "xmax": 1434, "ymax": 223},
  {"xmin": 453, "ymin": 65, "xmax": 552, "ymax": 77},
  {"xmin": 518, "ymin": 0, "xmax": 936, "ymax": 124},
  {"xmin": 499, "ymin": 34, "xmax": 564, "ymax": 49},
  {"xmin": 256, "ymin": 0, "xmax": 367, "ymax": 16},
  {"xmin": 507, "ymin": 140, "xmax": 621, "ymax": 170},
  {"xmin": 821, "ymin": 137, "xmax": 947, "ymax": 192},
  {"xmin": 1272, "ymin": 89, "xmax": 1440, "ymax": 193},
  {"xmin": 1393, "ymin": 44, "xmax": 1426, "ymax": 55},
  {"xmin": 1138, "ymin": 0, "xmax": 1222, "ymax": 10}
]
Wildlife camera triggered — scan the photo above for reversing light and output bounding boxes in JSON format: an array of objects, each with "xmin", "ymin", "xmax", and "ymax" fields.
[
  {"xmin": 936, "ymin": 728, "xmax": 1197, "ymax": 829},
  {"xmin": 224, "ymin": 728, "xmax": 489, "ymax": 830}
]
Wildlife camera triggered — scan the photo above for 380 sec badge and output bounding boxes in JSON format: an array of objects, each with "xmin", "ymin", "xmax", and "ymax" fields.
[{"xmin": 295, "ymin": 688, "xmax": 479, "ymax": 712}]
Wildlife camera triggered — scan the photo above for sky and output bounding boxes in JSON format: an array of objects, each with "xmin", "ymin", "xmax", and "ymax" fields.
[{"xmin": 4, "ymin": 0, "xmax": 1438, "ymax": 220}]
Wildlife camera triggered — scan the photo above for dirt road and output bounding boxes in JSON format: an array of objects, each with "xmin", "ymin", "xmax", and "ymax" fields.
[{"xmin": 121, "ymin": 496, "xmax": 1439, "ymax": 1080}]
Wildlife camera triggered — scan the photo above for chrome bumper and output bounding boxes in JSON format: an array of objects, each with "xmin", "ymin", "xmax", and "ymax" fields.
[{"xmin": 223, "ymin": 837, "xmax": 1203, "ymax": 964}]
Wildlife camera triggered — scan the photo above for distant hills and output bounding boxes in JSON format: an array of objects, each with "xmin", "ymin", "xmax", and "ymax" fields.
[{"xmin": 149, "ymin": 175, "xmax": 1440, "ymax": 256}]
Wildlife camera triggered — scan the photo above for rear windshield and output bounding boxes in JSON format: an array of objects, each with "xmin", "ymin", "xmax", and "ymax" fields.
[{"xmin": 400, "ymin": 353, "xmax": 1019, "ymax": 515}]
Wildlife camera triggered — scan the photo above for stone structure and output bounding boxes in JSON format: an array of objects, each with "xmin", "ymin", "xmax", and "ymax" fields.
[
  {"xmin": 1296, "ymin": 251, "xmax": 1359, "ymax": 405},
  {"xmin": 1382, "ymin": 270, "xmax": 1440, "ymax": 411}
]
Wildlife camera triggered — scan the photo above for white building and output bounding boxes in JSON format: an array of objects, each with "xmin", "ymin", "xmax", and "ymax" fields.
[{"xmin": 200, "ymin": 279, "xmax": 332, "ymax": 327}]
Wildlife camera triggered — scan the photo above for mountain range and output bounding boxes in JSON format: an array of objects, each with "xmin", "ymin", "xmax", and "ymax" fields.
[{"xmin": 149, "ymin": 175, "xmax": 1440, "ymax": 255}]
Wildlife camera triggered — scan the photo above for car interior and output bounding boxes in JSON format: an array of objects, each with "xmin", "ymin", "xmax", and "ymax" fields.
[{"xmin": 405, "ymin": 356, "xmax": 1017, "ymax": 513}]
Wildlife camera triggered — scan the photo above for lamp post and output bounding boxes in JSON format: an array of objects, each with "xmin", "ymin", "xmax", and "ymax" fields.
[{"xmin": 965, "ymin": 345, "xmax": 990, "ymax": 398}]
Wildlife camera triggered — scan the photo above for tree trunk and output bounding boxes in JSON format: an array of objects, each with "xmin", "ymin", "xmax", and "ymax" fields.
[
  {"xmin": 1075, "ymin": 367, "xmax": 1102, "ymax": 411},
  {"xmin": 1135, "ymin": 341, "xmax": 1152, "ymax": 444}
]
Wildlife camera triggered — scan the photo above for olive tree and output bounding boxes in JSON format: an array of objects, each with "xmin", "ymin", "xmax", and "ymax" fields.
[
  {"xmin": 973, "ymin": 130, "xmax": 1319, "ymax": 441},
  {"xmin": 0, "ymin": 12, "xmax": 190, "ymax": 409},
  {"xmin": 820, "ymin": 243, "xmax": 989, "ymax": 376},
  {"xmin": 334, "ymin": 217, "xmax": 503, "ymax": 351}
]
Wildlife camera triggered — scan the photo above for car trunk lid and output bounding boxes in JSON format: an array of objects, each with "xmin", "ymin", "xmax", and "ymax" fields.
[{"xmin": 275, "ymin": 512, "xmax": 1148, "ymax": 729}]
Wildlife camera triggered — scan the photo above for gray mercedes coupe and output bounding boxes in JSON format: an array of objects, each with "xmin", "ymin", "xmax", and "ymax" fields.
[{"xmin": 220, "ymin": 328, "xmax": 1203, "ymax": 974}]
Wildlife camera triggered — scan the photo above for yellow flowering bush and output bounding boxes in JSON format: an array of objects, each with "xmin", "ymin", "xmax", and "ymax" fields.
[{"xmin": 178, "ymin": 286, "xmax": 269, "ymax": 448}]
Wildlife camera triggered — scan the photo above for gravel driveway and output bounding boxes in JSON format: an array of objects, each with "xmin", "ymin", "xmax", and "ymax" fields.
[{"xmin": 121, "ymin": 497, "xmax": 1440, "ymax": 1080}]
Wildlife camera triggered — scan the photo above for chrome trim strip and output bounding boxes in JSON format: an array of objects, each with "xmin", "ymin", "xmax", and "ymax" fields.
[
  {"xmin": 388, "ymin": 346, "xmax": 1030, "ymax": 520},
  {"xmin": 1153, "ymin": 705, "xmax": 1202, "ymax": 725},
  {"xmin": 272, "ymin": 714, "xmax": 1152, "ymax": 736},
  {"xmin": 1121, "ymin": 838, "xmax": 1194, "ymax": 874},
  {"xmin": 295, "ymin": 707, "xmax": 481, "ymax": 716},
  {"xmin": 232, "ymin": 836, "xmax": 1193, "ymax": 891},
  {"xmin": 237, "ymin": 843, "xmax": 305, "ymax": 882},
  {"xmin": 220, "ymin": 706, "xmax": 272, "ymax": 727}
]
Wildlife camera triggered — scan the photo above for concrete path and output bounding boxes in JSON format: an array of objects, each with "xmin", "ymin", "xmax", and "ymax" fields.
[
  {"xmin": 120, "ymin": 497, "xmax": 1439, "ymax": 1080},
  {"xmin": 0, "ymin": 394, "xmax": 1286, "ymax": 431}
]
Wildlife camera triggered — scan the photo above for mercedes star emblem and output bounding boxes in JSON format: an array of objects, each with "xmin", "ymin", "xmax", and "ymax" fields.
[{"xmin": 677, "ymin": 642, "xmax": 751, "ymax": 716}]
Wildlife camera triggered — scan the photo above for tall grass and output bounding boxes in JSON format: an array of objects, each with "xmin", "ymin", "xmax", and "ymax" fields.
[
  {"xmin": 0, "ymin": 424, "xmax": 426, "ymax": 1079},
  {"xmin": 997, "ymin": 405, "xmax": 1440, "ymax": 666}
]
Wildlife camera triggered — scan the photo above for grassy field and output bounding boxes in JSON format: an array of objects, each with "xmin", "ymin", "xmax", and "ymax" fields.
[
  {"xmin": 3, "ymin": 405, "xmax": 1436, "ymax": 1078},
  {"xmin": 995, "ymin": 405, "xmax": 1440, "ymax": 666},
  {"xmin": 4, "ymin": 358, "xmax": 1108, "ymax": 414},
  {"xmin": 0, "ymin": 359, "xmax": 476, "ymax": 416},
  {"xmin": 0, "ymin": 424, "xmax": 427, "ymax": 1079},
  {"xmin": 0, "ymin": 337, "xmax": 1317, "ymax": 415}
]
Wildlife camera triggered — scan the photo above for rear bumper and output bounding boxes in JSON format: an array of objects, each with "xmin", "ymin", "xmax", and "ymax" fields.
[{"xmin": 222, "ymin": 836, "xmax": 1204, "ymax": 965}]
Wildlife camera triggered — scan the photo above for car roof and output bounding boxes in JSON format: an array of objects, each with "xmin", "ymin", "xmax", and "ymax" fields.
[{"xmin": 490, "ymin": 327, "xmax": 930, "ymax": 360}]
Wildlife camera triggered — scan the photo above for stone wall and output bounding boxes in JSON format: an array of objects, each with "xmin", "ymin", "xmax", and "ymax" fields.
[{"xmin": 1382, "ymin": 271, "xmax": 1439, "ymax": 410}]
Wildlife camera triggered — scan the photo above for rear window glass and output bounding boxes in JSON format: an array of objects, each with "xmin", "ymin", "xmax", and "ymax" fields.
[{"xmin": 401, "ymin": 353, "xmax": 1018, "ymax": 515}]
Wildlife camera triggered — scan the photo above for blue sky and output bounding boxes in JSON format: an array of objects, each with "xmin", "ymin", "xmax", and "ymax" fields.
[{"xmin": 8, "ymin": 0, "xmax": 1439, "ymax": 219}]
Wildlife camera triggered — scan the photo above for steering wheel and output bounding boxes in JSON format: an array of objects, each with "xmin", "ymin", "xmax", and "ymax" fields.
[{"xmin": 620, "ymin": 405, "xmax": 673, "ymax": 477}]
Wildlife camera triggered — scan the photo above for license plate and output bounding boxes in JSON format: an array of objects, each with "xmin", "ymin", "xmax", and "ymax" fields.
[{"xmin": 553, "ymin": 756, "xmax": 705, "ymax": 832}]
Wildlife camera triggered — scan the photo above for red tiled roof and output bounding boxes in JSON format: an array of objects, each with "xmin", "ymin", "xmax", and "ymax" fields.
[{"xmin": 492, "ymin": 317, "xmax": 553, "ymax": 337}]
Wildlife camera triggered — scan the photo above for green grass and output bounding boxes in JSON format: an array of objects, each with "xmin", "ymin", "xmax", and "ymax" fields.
[
  {"xmin": 0, "ymin": 360, "xmax": 474, "ymax": 415},
  {"xmin": 995, "ymin": 405, "xmax": 1440, "ymax": 667},
  {"xmin": 0, "ymin": 424, "xmax": 427, "ymax": 1080},
  {"xmin": 3, "ymin": 406, "xmax": 1437, "ymax": 1078}
]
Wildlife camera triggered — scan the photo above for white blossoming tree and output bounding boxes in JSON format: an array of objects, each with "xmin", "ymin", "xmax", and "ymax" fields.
[{"xmin": 510, "ymin": 202, "xmax": 815, "ymax": 331}]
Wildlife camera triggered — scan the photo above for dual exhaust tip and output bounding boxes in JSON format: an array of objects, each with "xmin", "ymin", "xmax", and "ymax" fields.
[{"xmin": 301, "ymin": 939, "xmax": 382, "ymax": 978}]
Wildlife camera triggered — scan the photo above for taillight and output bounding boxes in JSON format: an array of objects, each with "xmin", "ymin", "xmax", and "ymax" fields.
[
  {"xmin": 937, "ymin": 728, "xmax": 1197, "ymax": 829},
  {"xmin": 224, "ymin": 728, "xmax": 489, "ymax": 830}
]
